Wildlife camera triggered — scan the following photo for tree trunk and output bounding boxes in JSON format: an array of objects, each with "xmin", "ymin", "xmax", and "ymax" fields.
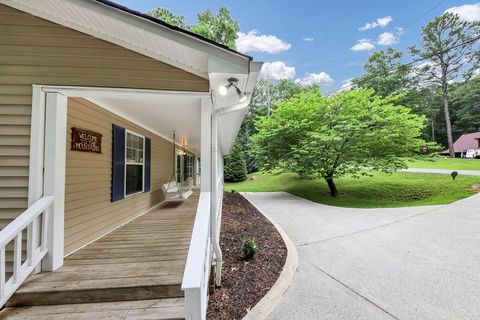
[
  {"xmin": 325, "ymin": 176, "xmax": 338, "ymax": 197},
  {"xmin": 441, "ymin": 65, "xmax": 455, "ymax": 158},
  {"xmin": 431, "ymin": 117, "xmax": 435, "ymax": 141},
  {"xmin": 442, "ymin": 86, "xmax": 455, "ymax": 158}
]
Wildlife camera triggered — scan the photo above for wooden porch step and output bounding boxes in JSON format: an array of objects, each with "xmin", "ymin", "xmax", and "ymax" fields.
[
  {"xmin": 6, "ymin": 273, "xmax": 184, "ymax": 307},
  {"xmin": 0, "ymin": 298, "xmax": 185, "ymax": 319}
]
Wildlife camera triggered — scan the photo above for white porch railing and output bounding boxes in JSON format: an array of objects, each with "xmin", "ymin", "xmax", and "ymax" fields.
[
  {"xmin": 0, "ymin": 196, "xmax": 53, "ymax": 307},
  {"xmin": 182, "ymin": 192, "xmax": 212, "ymax": 320}
]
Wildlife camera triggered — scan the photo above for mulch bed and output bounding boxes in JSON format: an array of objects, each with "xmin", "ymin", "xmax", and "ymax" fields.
[{"xmin": 207, "ymin": 192, "xmax": 287, "ymax": 320}]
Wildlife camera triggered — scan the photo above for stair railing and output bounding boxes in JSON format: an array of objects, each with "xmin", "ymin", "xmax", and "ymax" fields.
[{"xmin": 0, "ymin": 196, "xmax": 54, "ymax": 307}]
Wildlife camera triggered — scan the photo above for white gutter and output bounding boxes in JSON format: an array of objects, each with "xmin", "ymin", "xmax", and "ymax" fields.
[{"xmin": 211, "ymin": 99, "xmax": 250, "ymax": 287}]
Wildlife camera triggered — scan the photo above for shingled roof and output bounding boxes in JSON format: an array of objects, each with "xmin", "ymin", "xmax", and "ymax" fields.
[{"xmin": 441, "ymin": 132, "xmax": 480, "ymax": 154}]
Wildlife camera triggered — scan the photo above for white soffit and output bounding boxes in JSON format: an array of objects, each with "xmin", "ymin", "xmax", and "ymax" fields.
[
  {"xmin": 87, "ymin": 95, "xmax": 202, "ymax": 154},
  {"xmin": 1, "ymin": 0, "xmax": 251, "ymax": 79}
]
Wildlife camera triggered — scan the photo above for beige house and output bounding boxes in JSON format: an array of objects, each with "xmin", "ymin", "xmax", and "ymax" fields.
[{"xmin": 0, "ymin": 1, "xmax": 262, "ymax": 319}]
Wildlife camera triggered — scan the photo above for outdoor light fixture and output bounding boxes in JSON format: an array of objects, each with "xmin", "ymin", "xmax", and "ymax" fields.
[
  {"xmin": 181, "ymin": 137, "xmax": 187, "ymax": 156},
  {"xmin": 218, "ymin": 77, "xmax": 247, "ymax": 102},
  {"xmin": 237, "ymin": 89, "xmax": 247, "ymax": 103}
]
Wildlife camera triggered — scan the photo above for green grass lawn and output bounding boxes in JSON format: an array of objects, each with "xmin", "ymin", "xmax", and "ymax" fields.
[
  {"xmin": 225, "ymin": 172, "xmax": 480, "ymax": 208},
  {"xmin": 406, "ymin": 157, "xmax": 480, "ymax": 170}
]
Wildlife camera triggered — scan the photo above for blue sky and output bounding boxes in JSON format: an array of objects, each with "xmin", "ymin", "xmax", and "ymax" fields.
[{"xmin": 114, "ymin": 0, "xmax": 479, "ymax": 92}]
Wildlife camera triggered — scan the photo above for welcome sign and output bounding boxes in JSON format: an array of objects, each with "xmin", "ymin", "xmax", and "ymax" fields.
[{"xmin": 71, "ymin": 127, "xmax": 102, "ymax": 153}]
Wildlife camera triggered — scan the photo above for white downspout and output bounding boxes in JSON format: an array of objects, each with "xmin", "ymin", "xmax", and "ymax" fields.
[{"xmin": 211, "ymin": 100, "xmax": 249, "ymax": 287}]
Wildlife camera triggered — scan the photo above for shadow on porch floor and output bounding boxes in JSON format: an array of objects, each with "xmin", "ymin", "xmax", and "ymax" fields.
[{"xmin": 0, "ymin": 192, "xmax": 199, "ymax": 319}]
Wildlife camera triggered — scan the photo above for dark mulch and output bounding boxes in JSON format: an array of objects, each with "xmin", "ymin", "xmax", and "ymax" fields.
[{"xmin": 207, "ymin": 192, "xmax": 287, "ymax": 320}]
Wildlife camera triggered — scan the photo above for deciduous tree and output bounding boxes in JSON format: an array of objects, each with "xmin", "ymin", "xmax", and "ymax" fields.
[
  {"xmin": 147, "ymin": 8, "xmax": 189, "ymax": 29},
  {"xmin": 240, "ymin": 79, "xmax": 312, "ymax": 172},
  {"xmin": 147, "ymin": 7, "xmax": 239, "ymax": 50},
  {"xmin": 353, "ymin": 48, "xmax": 412, "ymax": 98},
  {"xmin": 191, "ymin": 7, "xmax": 239, "ymax": 50},
  {"xmin": 253, "ymin": 89, "xmax": 427, "ymax": 197}
]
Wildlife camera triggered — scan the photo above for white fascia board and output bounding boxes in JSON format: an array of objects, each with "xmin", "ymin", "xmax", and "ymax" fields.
[
  {"xmin": 1, "ymin": 0, "xmax": 251, "ymax": 79},
  {"xmin": 244, "ymin": 61, "xmax": 263, "ymax": 93},
  {"xmin": 208, "ymin": 55, "xmax": 250, "ymax": 75},
  {"xmin": 212, "ymin": 60, "xmax": 263, "ymax": 155}
]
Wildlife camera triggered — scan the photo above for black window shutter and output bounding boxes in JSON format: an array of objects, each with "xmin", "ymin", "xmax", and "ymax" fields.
[
  {"xmin": 144, "ymin": 137, "xmax": 151, "ymax": 192},
  {"xmin": 111, "ymin": 124, "xmax": 125, "ymax": 202}
]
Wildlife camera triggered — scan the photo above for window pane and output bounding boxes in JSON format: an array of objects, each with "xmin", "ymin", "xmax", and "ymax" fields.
[
  {"xmin": 127, "ymin": 133, "xmax": 133, "ymax": 148},
  {"xmin": 136, "ymin": 150, "xmax": 143, "ymax": 163},
  {"xmin": 134, "ymin": 135, "xmax": 140, "ymax": 149},
  {"xmin": 126, "ymin": 132, "xmax": 144, "ymax": 164},
  {"xmin": 126, "ymin": 164, "xmax": 143, "ymax": 195},
  {"xmin": 126, "ymin": 148, "xmax": 134, "ymax": 163}
]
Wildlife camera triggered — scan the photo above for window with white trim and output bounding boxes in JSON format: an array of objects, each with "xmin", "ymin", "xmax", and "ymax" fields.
[
  {"xmin": 186, "ymin": 155, "xmax": 194, "ymax": 179},
  {"xmin": 125, "ymin": 131, "xmax": 144, "ymax": 196}
]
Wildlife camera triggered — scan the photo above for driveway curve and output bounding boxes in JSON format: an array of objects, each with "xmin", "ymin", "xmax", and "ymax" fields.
[{"xmin": 243, "ymin": 192, "xmax": 480, "ymax": 320}]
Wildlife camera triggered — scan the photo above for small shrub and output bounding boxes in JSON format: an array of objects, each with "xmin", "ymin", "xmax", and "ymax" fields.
[
  {"xmin": 231, "ymin": 189, "xmax": 237, "ymax": 194},
  {"xmin": 241, "ymin": 237, "xmax": 259, "ymax": 259},
  {"xmin": 236, "ymin": 207, "xmax": 245, "ymax": 214}
]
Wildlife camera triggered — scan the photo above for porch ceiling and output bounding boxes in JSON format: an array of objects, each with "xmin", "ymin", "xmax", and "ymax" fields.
[{"xmin": 86, "ymin": 94, "xmax": 203, "ymax": 154}]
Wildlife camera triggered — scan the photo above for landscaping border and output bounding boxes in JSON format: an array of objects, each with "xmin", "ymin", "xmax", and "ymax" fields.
[{"xmin": 241, "ymin": 192, "xmax": 298, "ymax": 320}]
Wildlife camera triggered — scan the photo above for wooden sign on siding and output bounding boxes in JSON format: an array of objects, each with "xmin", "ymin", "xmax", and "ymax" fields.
[{"xmin": 71, "ymin": 127, "xmax": 102, "ymax": 153}]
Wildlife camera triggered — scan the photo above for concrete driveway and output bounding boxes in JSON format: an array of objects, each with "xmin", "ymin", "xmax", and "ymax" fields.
[
  {"xmin": 243, "ymin": 192, "xmax": 480, "ymax": 320},
  {"xmin": 402, "ymin": 168, "xmax": 480, "ymax": 176}
]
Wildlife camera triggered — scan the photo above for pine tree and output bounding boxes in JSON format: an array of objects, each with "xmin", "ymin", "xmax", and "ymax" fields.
[{"xmin": 224, "ymin": 141, "xmax": 247, "ymax": 182}]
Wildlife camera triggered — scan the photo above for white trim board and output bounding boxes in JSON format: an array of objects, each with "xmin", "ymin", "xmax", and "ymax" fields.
[
  {"xmin": 27, "ymin": 85, "xmax": 46, "ymax": 207},
  {"xmin": 40, "ymin": 86, "xmax": 210, "ymax": 99}
]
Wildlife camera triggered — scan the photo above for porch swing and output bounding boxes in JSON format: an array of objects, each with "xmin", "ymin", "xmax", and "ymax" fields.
[{"xmin": 162, "ymin": 131, "xmax": 193, "ymax": 201}]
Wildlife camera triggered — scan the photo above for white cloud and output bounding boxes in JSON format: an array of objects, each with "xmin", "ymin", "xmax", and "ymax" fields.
[
  {"xmin": 296, "ymin": 72, "xmax": 334, "ymax": 85},
  {"xmin": 236, "ymin": 30, "xmax": 291, "ymax": 54},
  {"xmin": 350, "ymin": 39, "xmax": 375, "ymax": 51},
  {"xmin": 302, "ymin": 37, "xmax": 314, "ymax": 42},
  {"xmin": 445, "ymin": 3, "xmax": 480, "ymax": 22},
  {"xmin": 359, "ymin": 16, "xmax": 393, "ymax": 31},
  {"xmin": 410, "ymin": 61, "xmax": 441, "ymax": 81},
  {"xmin": 339, "ymin": 78, "xmax": 355, "ymax": 92},
  {"xmin": 395, "ymin": 27, "xmax": 405, "ymax": 35},
  {"xmin": 260, "ymin": 61, "xmax": 296, "ymax": 80},
  {"xmin": 377, "ymin": 32, "xmax": 398, "ymax": 45}
]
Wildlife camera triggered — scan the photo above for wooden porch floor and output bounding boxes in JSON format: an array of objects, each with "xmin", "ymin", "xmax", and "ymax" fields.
[{"xmin": 0, "ymin": 192, "xmax": 199, "ymax": 319}]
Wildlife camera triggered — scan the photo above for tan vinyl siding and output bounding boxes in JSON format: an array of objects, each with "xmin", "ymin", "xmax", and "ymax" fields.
[
  {"xmin": 65, "ymin": 98, "xmax": 181, "ymax": 255},
  {"xmin": 0, "ymin": 4, "xmax": 208, "ymax": 234}
]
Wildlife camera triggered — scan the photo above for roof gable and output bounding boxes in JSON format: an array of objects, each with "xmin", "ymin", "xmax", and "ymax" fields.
[{"xmin": 1, "ymin": 0, "xmax": 252, "ymax": 79}]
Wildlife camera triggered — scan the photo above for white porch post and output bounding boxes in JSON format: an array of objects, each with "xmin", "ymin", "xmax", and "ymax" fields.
[
  {"xmin": 42, "ymin": 92, "xmax": 67, "ymax": 271},
  {"xmin": 200, "ymin": 98, "xmax": 212, "ymax": 192},
  {"xmin": 28, "ymin": 86, "xmax": 46, "ymax": 207},
  {"xmin": 181, "ymin": 97, "xmax": 212, "ymax": 320}
]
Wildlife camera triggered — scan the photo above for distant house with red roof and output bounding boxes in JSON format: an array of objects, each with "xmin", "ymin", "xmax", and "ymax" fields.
[{"xmin": 441, "ymin": 132, "xmax": 480, "ymax": 157}]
